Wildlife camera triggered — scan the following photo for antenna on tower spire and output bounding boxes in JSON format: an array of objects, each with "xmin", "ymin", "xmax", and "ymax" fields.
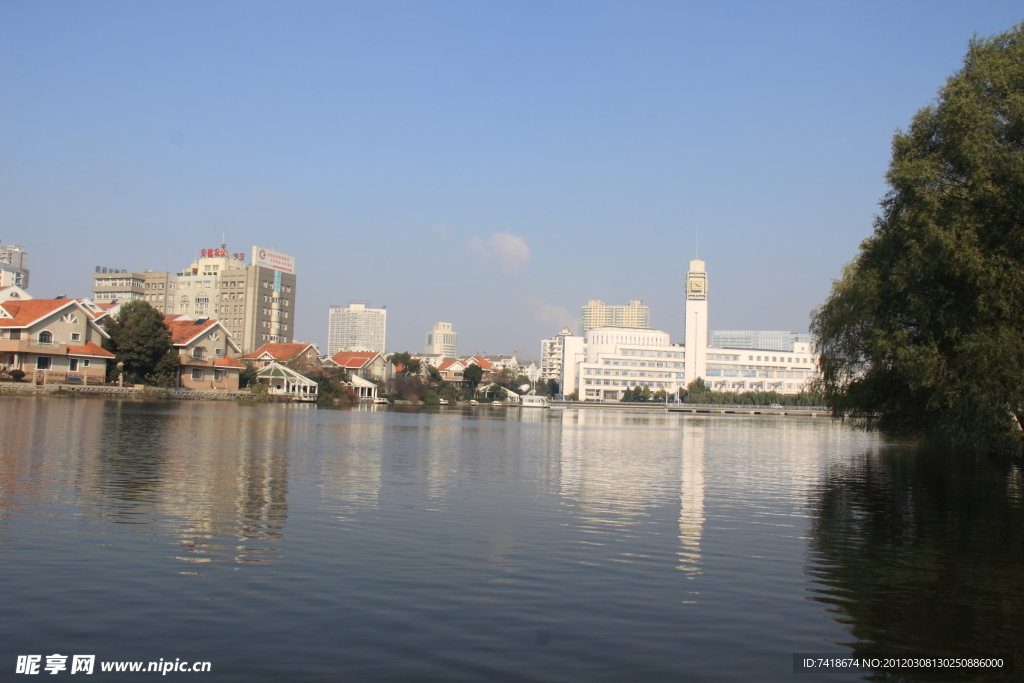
[{"xmin": 695, "ymin": 226, "xmax": 699, "ymax": 259}]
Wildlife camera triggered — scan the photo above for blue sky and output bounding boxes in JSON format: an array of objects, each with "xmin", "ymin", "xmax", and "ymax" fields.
[{"xmin": 2, "ymin": 1, "xmax": 1021, "ymax": 357}]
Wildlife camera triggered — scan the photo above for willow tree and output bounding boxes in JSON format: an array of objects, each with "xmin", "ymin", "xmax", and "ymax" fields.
[{"xmin": 811, "ymin": 24, "xmax": 1024, "ymax": 450}]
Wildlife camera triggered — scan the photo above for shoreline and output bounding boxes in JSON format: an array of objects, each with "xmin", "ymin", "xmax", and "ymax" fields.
[{"xmin": 0, "ymin": 383, "xmax": 830, "ymax": 417}]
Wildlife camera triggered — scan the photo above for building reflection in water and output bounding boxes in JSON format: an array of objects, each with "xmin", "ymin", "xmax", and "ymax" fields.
[
  {"xmin": 558, "ymin": 409, "xmax": 683, "ymax": 543},
  {"xmin": 677, "ymin": 424, "xmax": 704, "ymax": 577},
  {"xmin": 161, "ymin": 402, "xmax": 298, "ymax": 565},
  {"xmin": 319, "ymin": 413, "xmax": 383, "ymax": 520}
]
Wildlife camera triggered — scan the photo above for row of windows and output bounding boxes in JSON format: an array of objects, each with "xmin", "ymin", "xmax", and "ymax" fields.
[
  {"xmin": 602, "ymin": 359, "xmax": 682, "ymax": 368},
  {"xmin": 749, "ymin": 355, "xmax": 809, "ymax": 364},
  {"xmin": 707, "ymin": 354, "xmax": 741, "ymax": 361},
  {"xmin": 705, "ymin": 369, "xmax": 816, "ymax": 379},
  {"xmin": 261, "ymin": 281, "xmax": 293, "ymax": 293},
  {"xmin": 620, "ymin": 349, "xmax": 682, "ymax": 358},
  {"xmin": 584, "ymin": 380, "xmax": 675, "ymax": 389},
  {"xmin": 34, "ymin": 357, "xmax": 91, "ymax": 371},
  {"xmin": 586, "ymin": 368, "xmax": 681, "ymax": 379},
  {"xmin": 190, "ymin": 368, "xmax": 228, "ymax": 381},
  {"xmin": 2, "ymin": 330, "xmax": 82, "ymax": 343}
]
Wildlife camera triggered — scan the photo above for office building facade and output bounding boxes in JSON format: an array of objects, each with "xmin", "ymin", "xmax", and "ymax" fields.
[{"xmin": 89, "ymin": 244, "xmax": 297, "ymax": 354}]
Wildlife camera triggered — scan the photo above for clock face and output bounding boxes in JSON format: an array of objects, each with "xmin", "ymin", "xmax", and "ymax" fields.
[{"xmin": 689, "ymin": 277, "xmax": 704, "ymax": 293}]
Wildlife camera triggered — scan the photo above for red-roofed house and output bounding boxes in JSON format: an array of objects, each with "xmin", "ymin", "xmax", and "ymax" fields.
[
  {"xmin": 458, "ymin": 356, "xmax": 493, "ymax": 371},
  {"xmin": 0, "ymin": 298, "xmax": 114, "ymax": 384},
  {"xmin": 436, "ymin": 358, "xmax": 467, "ymax": 383},
  {"xmin": 242, "ymin": 342, "xmax": 320, "ymax": 371},
  {"xmin": 323, "ymin": 351, "xmax": 391, "ymax": 381},
  {"xmin": 165, "ymin": 318, "xmax": 244, "ymax": 390}
]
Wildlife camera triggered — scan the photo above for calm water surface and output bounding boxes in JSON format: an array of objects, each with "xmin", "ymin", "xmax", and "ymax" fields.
[{"xmin": 0, "ymin": 397, "xmax": 1020, "ymax": 682}]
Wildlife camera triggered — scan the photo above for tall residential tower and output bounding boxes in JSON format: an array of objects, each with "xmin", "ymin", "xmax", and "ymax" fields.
[{"xmin": 327, "ymin": 302, "xmax": 387, "ymax": 355}]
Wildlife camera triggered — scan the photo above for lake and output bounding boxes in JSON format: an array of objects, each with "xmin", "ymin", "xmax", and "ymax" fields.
[{"xmin": 0, "ymin": 396, "xmax": 1020, "ymax": 681}]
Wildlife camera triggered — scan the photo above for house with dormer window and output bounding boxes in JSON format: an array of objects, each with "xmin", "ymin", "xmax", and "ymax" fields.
[
  {"xmin": 164, "ymin": 317, "xmax": 245, "ymax": 390},
  {"xmin": 0, "ymin": 298, "xmax": 114, "ymax": 384},
  {"xmin": 242, "ymin": 342, "xmax": 321, "ymax": 373}
]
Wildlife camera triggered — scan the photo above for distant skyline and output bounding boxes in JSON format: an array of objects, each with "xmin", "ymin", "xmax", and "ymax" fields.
[{"xmin": 2, "ymin": 2, "xmax": 1021, "ymax": 355}]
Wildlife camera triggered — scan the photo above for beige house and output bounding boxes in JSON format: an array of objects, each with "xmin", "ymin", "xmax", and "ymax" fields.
[
  {"xmin": 165, "ymin": 317, "xmax": 245, "ymax": 390},
  {"xmin": 0, "ymin": 299, "xmax": 114, "ymax": 384},
  {"xmin": 324, "ymin": 351, "xmax": 391, "ymax": 381},
  {"xmin": 242, "ymin": 342, "xmax": 320, "ymax": 371}
]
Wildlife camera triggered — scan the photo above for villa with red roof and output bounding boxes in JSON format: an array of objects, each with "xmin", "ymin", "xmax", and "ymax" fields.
[
  {"xmin": 323, "ymin": 351, "xmax": 391, "ymax": 381},
  {"xmin": 242, "ymin": 342, "xmax": 320, "ymax": 370},
  {"xmin": 165, "ymin": 317, "xmax": 245, "ymax": 390},
  {"xmin": 435, "ymin": 358, "xmax": 468, "ymax": 383},
  {"xmin": 0, "ymin": 298, "xmax": 114, "ymax": 384}
]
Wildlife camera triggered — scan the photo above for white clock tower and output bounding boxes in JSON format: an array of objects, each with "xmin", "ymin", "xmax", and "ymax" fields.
[{"xmin": 683, "ymin": 259, "xmax": 708, "ymax": 384}]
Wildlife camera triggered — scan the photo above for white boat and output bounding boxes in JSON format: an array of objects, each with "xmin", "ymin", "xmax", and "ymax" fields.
[
  {"xmin": 520, "ymin": 395, "xmax": 550, "ymax": 409},
  {"xmin": 372, "ymin": 397, "xmax": 389, "ymax": 404}
]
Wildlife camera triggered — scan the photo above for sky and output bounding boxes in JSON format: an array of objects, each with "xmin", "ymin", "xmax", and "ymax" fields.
[{"xmin": 2, "ymin": 1, "xmax": 1021, "ymax": 358}]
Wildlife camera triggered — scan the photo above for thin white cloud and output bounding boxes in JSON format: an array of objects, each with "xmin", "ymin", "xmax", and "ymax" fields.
[
  {"xmin": 533, "ymin": 302, "xmax": 574, "ymax": 330},
  {"xmin": 467, "ymin": 232, "xmax": 531, "ymax": 274}
]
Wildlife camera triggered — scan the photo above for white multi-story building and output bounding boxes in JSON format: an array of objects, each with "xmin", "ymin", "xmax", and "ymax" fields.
[
  {"xmin": 558, "ymin": 259, "xmax": 820, "ymax": 400},
  {"xmin": 327, "ymin": 301, "xmax": 386, "ymax": 355},
  {"xmin": 424, "ymin": 322, "xmax": 457, "ymax": 357},
  {"xmin": 541, "ymin": 327, "xmax": 575, "ymax": 383},
  {"xmin": 579, "ymin": 299, "xmax": 649, "ymax": 335},
  {"xmin": 0, "ymin": 244, "xmax": 29, "ymax": 289}
]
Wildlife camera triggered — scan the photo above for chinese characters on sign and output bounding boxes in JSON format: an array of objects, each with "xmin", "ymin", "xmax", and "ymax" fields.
[{"xmin": 199, "ymin": 249, "xmax": 246, "ymax": 260}]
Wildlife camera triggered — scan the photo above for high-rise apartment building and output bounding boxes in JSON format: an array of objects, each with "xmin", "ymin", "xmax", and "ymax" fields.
[
  {"xmin": 327, "ymin": 301, "xmax": 387, "ymax": 355},
  {"xmin": 540, "ymin": 327, "xmax": 575, "ymax": 382},
  {"xmin": 0, "ymin": 244, "xmax": 29, "ymax": 289},
  {"xmin": 90, "ymin": 244, "xmax": 297, "ymax": 354},
  {"xmin": 579, "ymin": 299, "xmax": 649, "ymax": 335},
  {"xmin": 424, "ymin": 322, "xmax": 457, "ymax": 357}
]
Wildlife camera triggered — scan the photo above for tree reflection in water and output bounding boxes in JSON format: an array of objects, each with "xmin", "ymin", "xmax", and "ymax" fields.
[{"xmin": 806, "ymin": 443, "xmax": 1023, "ymax": 681}]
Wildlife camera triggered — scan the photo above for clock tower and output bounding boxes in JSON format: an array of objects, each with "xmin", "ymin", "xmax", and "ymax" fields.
[{"xmin": 684, "ymin": 259, "xmax": 708, "ymax": 384}]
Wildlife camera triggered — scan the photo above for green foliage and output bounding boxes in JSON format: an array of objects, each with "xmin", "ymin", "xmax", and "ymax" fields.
[
  {"xmin": 462, "ymin": 363, "xmax": 484, "ymax": 388},
  {"xmin": 683, "ymin": 390, "xmax": 822, "ymax": 406},
  {"xmin": 567, "ymin": 390, "xmax": 579, "ymax": 401},
  {"xmin": 427, "ymin": 365, "xmax": 443, "ymax": 383},
  {"xmin": 238, "ymin": 362, "xmax": 258, "ymax": 389},
  {"xmin": 8, "ymin": 369, "xmax": 25, "ymax": 382},
  {"xmin": 249, "ymin": 381, "xmax": 270, "ymax": 402},
  {"xmin": 145, "ymin": 351, "xmax": 180, "ymax": 388},
  {"xmin": 811, "ymin": 24, "xmax": 1024, "ymax": 450},
  {"xmin": 424, "ymin": 392, "xmax": 441, "ymax": 405},
  {"xmin": 535, "ymin": 378, "xmax": 555, "ymax": 397},
  {"xmin": 390, "ymin": 352, "xmax": 421, "ymax": 375},
  {"xmin": 687, "ymin": 377, "xmax": 709, "ymax": 395},
  {"xmin": 103, "ymin": 301, "xmax": 172, "ymax": 383},
  {"xmin": 306, "ymin": 366, "xmax": 354, "ymax": 405}
]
